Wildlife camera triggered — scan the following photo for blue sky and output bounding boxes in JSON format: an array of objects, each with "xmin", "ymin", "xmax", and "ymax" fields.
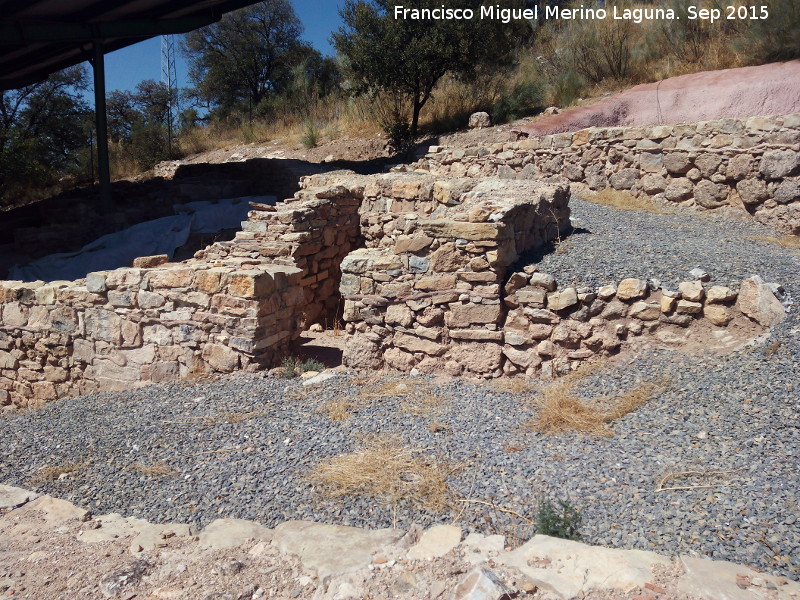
[{"xmin": 102, "ymin": 0, "xmax": 345, "ymax": 94}]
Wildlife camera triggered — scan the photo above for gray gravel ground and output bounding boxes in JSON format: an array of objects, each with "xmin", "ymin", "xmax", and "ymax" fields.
[{"xmin": 1, "ymin": 198, "xmax": 798, "ymax": 579}]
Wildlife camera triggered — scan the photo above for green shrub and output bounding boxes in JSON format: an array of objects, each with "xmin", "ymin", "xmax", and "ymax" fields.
[
  {"xmin": 384, "ymin": 118, "xmax": 415, "ymax": 156},
  {"xmin": 492, "ymin": 80, "xmax": 544, "ymax": 124},
  {"xmin": 302, "ymin": 120, "xmax": 323, "ymax": 148},
  {"xmin": 536, "ymin": 497, "xmax": 582, "ymax": 541},
  {"xmin": 279, "ymin": 357, "xmax": 325, "ymax": 379},
  {"xmin": 550, "ymin": 70, "xmax": 585, "ymax": 108}
]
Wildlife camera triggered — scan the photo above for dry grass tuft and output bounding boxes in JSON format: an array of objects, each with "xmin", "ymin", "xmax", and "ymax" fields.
[
  {"xmin": 491, "ymin": 377, "xmax": 537, "ymax": 395},
  {"xmin": 528, "ymin": 367, "xmax": 669, "ymax": 437},
  {"xmin": 316, "ymin": 398, "xmax": 355, "ymax": 422},
  {"xmin": 28, "ymin": 462, "xmax": 84, "ymax": 485},
  {"xmin": 131, "ymin": 460, "xmax": 177, "ymax": 478},
  {"xmin": 581, "ymin": 189, "xmax": 670, "ymax": 214},
  {"xmin": 317, "ymin": 377, "xmax": 447, "ymax": 421},
  {"xmin": 308, "ymin": 435, "xmax": 455, "ymax": 512},
  {"xmin": 747, "ymin": 235, "xmax": 800, "ymax": 250}
]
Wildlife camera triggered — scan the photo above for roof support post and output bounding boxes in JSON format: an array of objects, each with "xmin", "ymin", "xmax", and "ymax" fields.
[{"xmin": 91, "ymin": 40, "xmax": 113, "ymax": 212}]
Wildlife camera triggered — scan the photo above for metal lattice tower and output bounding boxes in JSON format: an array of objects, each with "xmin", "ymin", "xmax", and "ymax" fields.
[{"xmin": 160, "ymin": 34, "xmax": 178, "ymax": 154}]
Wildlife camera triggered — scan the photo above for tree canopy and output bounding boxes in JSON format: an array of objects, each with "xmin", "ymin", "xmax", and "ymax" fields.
[
  {"xmin": 0, "ymin": 66, "xmax": 90, "ymax": 205},
  {"xmin": 182, "ymin": 0, "xmax": 315, "ymax": 115},
  {"xmin": 332, "ymin": 0, "xmax": 521, "ymax": 139}
]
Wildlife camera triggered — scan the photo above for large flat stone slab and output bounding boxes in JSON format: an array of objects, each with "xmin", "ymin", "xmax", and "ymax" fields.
[
  {"xmin": 198, "ymin": 518, "xmax": 272, "ymax": 550},
  {"xmin": 497, "ymin": 535, "xmax": 671, "ymax": 599},
  {"xmin": 407, "ymin": 524, "xmax": 462, "ymax": 560},
  {"xmin": 678, "ymin": 556, "xmax": 800, "ymax": 600},
  {"xmin": 272, "ymin": 520, "xmax": 402, "ymax": 582},
  {"xmin": 0, "ymin": 484, "xmax": 39, "ymax": 510},
  {"xmin": 13, "ymin": 495, "xmax": 87, "ymax": 524}
]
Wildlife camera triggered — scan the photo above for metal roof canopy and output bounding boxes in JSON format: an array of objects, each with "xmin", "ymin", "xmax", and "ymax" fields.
[{"xmin": 0, "ymin": 0, "xmax": 262, "ymax": 210}]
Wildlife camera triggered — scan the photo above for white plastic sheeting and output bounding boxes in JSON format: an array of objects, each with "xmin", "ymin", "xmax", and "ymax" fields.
[{"xmin": 9, "ymin": 196, "xmax": 274, "ymax": 282}]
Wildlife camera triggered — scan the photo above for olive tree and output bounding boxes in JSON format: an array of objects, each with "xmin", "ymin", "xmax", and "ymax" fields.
[{"xmin": 332, "ymin": 0, "xmax": 520, "ymax": 144}]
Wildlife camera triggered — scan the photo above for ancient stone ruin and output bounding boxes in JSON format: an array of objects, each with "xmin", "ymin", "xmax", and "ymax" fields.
[{"xmin": 0, "ymin": 115, "xmax": 792, "ymax": 408}]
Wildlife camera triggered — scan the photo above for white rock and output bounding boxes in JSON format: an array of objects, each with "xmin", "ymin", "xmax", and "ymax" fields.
[
  {"xmin": 498, "ymin": 534, "xmax": 671, "ymax": 599},
  {"xmin": 272, "ymin": 520, "xmax": 401, "ymax": 582},
  {"xmin": 198, "ymin": 518, "xmax": 272, "ymax": 549},
  {"xmin": 0, "ymin": 484, "xmax": 39, "ymax": 510},
  {"xmin": 407, "ymin": 524, "xmax": 462, "ymax": 560}
]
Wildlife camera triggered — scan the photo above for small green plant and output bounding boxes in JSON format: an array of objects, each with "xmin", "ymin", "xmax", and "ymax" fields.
[
  {"xmin": 536, "ymin": 497, "xmax": 582, "ymax": 541},
  {"xmin": 302, "ymin": 120, "xmax": 323, "ymax": 148},
  {"xmin": 384, "ymin": 118, "xmax": 415, "ymax": 156},
  {"xmin": 279, "ymin": 357, "xmax": 325, "ymax": 379}
]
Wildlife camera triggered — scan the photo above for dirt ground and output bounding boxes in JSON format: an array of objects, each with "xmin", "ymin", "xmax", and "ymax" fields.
[
  {"xmin": 513, "ymin": 60, "xmax": 800, "ymax": 137},
  {"xmin": 0, "ymin": 497, "xmax": 729, "ymax": 600}
]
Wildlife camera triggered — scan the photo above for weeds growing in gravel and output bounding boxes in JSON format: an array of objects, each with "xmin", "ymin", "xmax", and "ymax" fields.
[
  {"xmin": 528, "ymin": 366, "xmax": 669, "ymax": 437},
  {"xmin": 279, "ymin": 357, "xmax": 326, "ymax": 379},
  {"xmin": 581, "ymin": 189, "xmax": 670, "ymax": 214},
  {"xmin": 131, "ymin": 460, "xmax": 177, "ymax": 478},
  {"xmin": 317, "ymin": 376, "xmax": 447, "ymax": 421},
  {"xmin": 28, "ymin": 461, "xmax": 84, "ymax": 485},
  {"xmin": 491, "ymin": 378, "xmax": 537, "ymax": 395},
  {"xmin": 536, "ymin": 497, "xmax": 582, "ymax": 541},
  {"xmin": 747, "ymin": 235, "xmax": 800, "ymax": 250},
  {"xmin": 308, "ymin": 435, "xmax": 456, "ymax": 512}
]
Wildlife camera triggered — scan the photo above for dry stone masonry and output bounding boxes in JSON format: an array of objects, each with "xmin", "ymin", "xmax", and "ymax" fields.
[
  {"xmin": 0, "ymin": 138, "xmax": 791, "ymax": 406},
  {"xmin": 418, "ymin": 114, "xmax": 800, "ymax": 234}
]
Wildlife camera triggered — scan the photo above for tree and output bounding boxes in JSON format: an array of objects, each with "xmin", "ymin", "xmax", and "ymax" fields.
[
  {"xmin": 0, "ymin": 66, "xmax": 90, "ymax": 204},
  {"xmin": 106, "ymin": 80, "xmax": 180, "ymax": 168},
  {"xmin": 182, "ymin": 0, "xmax": 308, "ymax": 114},
  {"xmin": 332, "ymin": 0, "xmax": 521, "ymax": 140}
]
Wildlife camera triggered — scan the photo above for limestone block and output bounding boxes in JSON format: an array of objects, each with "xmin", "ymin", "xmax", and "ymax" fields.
[
  {"xmin": 449, "ymin": 342, "xmax": 503, "ymax": 374},
  {"xmin": 616, "ymin": 279, "xmax": 648, "ymax": 301},
  {"xmin": 704, "ymin": 305, "xmax": 732, "ymax": 326},
  {"xmin": 199, "ymin": 518, "xmax": 272, "ymax": 550},
  {"xmin": 393, "ymin": 333, "xmax": 447, "ymax": 356},
  {"xmin": 194, "ymin": 268, "xmax": 227, "ymax": 294},
  {"xmin": 737, "ymin": 275, "xmax": 785, "ymax": 326},
  {"xmin": 132, "ymin": 255, "xmax": 168, "ymax": 269},
  {"xmin": 394, "ymin": 235, "xmax": 434, "ymax": 253},
  {"xmin": 706, "ymin": 286, "xmax": 737, "ymax": 303},
  {"xmin": 385, "ymin": 304, "xmax": 414, "ymax": 327},
  {"xmin": 227, "ymin": 270, "xmax": 275, "ymax": 298},
  {"xmin": 498, "ymin": 535, "xmax": 671, "ymax": 599},
  {"xmin": 445, "ymin": 303, "xmax": 503, "ymax": 328},
  {"xmin": 420, "ymin": 220, "xmax": 511, "ymax": 241},
  {"xmin": 678, "ymin": 281, "xmax": 705, "ymax": 302},
  {"xmin": 547, "ymin": 288, "xmax": 578, "ymax": 311},
  {"xmin": 629, "ymin": 301, "xmax": 660, "ymax": 321},
  {"xmin": 147, "ymin": 268, "xmax": 193, "ymax": 289},
  {"xmin": 85, "ymin": 272, "xmax": 107, "ymax": 293},
  {"xmin": 529, "ymin": 272, "xmax": 557, "ymax": 291},
  {"xmin": 676, "ymin": 300, "xmax": 703, "ymax": 314},
  {"xmin": 201, "ymin": 343, "xmax": 240, "ymax": 372},
  {"xmin": 503, "ymin": 346, "xmax": 540, "ymax": 369},
  {"xmin": 407, "ymin": 525, "xmax": 462, "ymax": 560},
  {"xmin": 106, "ymin": 268, "xmax": 143, "ymax": 289}
]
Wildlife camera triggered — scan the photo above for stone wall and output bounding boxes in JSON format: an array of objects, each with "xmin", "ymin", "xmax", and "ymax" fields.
[
  {"xmin": 0, "ymin": 170, "xmax": 365, "ymax": 408},
  {"xmin": 342, "ymin": 260, "xmax": 784, "ymax": 379},
  {"xmin": 416, "ymin": 114, "xmax": 800, "ymax": 234},
  {"xmin": 339, "ymin": 178, "xmax": 574, "ymax": 376},
  {"xmin": 0, "ymin": 260, "xmax": 304, "ymax": 408},
  {"xmin": 0, "ymin": 161, "xmax": 789, "ymax": 406}
]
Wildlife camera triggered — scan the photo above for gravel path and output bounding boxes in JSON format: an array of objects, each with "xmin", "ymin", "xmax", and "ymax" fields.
[{"xmin": 1, "ymin": 200, "xmax": 798, "ymax": 580}]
